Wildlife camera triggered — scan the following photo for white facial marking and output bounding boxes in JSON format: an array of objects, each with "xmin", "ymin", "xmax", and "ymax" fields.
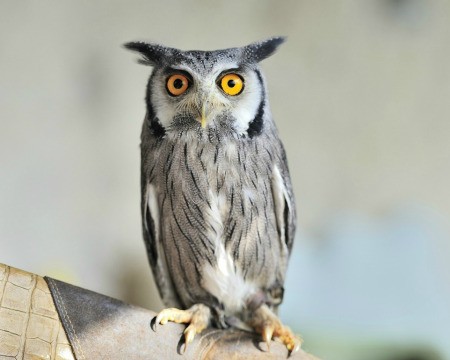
[
  {"xmin": 230, "ymin": 70, "xmax": 262, "ymax": 134},
  {"xmin": 151, "ymin": 61, "xmax": 263, "ymax": 134}
]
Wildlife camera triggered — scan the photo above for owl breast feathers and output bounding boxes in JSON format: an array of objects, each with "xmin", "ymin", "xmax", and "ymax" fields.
[{"xmin": 126, "ymin": 37, "xmax": 296, "ymax": 325}]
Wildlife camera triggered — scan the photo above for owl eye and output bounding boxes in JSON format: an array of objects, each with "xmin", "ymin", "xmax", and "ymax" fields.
[
  {"xmin": 166, "ymin": 74, "xmax": 189, "ymax": 96},
  {"xmin": 219, "ymin": 73, "xmax": 244, "ymax": 96}
]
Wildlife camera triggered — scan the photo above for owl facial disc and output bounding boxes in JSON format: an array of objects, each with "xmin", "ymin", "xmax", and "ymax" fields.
[{"xmin": 125, "ymin": 37, "xmax": 285, "ymax": 135}]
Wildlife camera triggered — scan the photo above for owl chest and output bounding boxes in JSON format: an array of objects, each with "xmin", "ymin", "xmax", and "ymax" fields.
[
  {"xmin": 155, "ymin": 139, "xmax": 278, "ymax": 307},
  {"xmin": 157, "ymin": 140, "xmax": 271, "ymax": 226}
]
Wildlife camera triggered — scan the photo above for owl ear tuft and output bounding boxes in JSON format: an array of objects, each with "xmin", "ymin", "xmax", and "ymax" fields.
[
  {"xmin": 242, "ymin": 36, "xmax": 286, "ymax": 63},
  {"xmin": 124, "ymin": 41, "xmax": 177, "ymax": 66}
]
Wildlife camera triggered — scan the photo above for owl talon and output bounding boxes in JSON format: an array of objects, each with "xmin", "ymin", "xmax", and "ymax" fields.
[
  {"xmin": 154, "ymin": 304, "xmax": 211, "ymax": 351},
  {"xmin": 181, "ymin": 324, "xmax": 197, "ymax": 353},
  {"xmin": 181, "ymin": 341, "xmax": 188, "ymax": 354},
  {"xmin": 155, "ymin": 307, "xmax": 192, "ymax": 327},
  {"xmin": 262, "ymin": 322, "xmax": 274, "ymax": 352},
  {"xmin": 281, "ymin": 330, "xmax": 302, "ymax": 355},
  {"xmin": 249, "ymin": 304, "xmax": 302, "ymax": 354}
]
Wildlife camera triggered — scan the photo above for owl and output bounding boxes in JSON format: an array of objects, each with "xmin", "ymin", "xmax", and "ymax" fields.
[{"xmin": 125, "ymin": 37, "xmax": 300, "ymax": 353}]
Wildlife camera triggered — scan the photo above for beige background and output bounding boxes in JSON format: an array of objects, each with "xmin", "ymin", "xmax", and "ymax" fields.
[{"xmin": 1, "ymin": 1, "xmax": 449, "ymax": 359}]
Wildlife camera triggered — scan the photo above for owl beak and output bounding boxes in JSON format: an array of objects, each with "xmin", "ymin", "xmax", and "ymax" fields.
[
  {"xmin": 198, "ymin": 93, "xmax": 213, "ymax": 129},
  {"xmin": 201, "ymin": 102, "xmax": 208, "ymax": 129}
]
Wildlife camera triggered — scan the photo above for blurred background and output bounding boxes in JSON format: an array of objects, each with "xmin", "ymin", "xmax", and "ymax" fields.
[{"xmin": 1, "ymin": 1, "xmax": 449, "ymax": 359}]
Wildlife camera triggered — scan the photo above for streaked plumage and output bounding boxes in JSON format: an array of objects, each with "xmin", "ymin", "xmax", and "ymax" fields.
[{"xmin": 126, "ymin": 37, "xmax": 299, "ymax": 350}]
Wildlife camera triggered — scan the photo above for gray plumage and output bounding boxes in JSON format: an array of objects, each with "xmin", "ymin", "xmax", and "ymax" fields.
[{"xmin": 126, "ymin": 37, "xmax": 296, "ymax": 327}]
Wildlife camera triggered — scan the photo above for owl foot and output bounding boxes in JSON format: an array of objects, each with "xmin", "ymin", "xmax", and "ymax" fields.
[
  {"xmin": 154, "ymin": 303, "xmax": 211, "ymax": 353},
  {"xmin": 249, "ymin": 304, "xmax": 302, "ymax": 355}
]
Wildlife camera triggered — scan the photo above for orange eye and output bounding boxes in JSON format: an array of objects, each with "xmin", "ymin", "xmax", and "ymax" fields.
[
  {"xmin": 166, "ymin": 74, "xmax": 189, "ymax": 96},
  {"xmin": 220, "ymin": 73, "xmax": 244, "ymax": 96}
]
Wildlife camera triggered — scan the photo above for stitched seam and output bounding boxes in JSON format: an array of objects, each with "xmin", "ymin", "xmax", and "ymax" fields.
[
  {"xmin": 49, "ymin": 278, "xmax": 86, "ymax": 359},
  {"xmin": 50, "ymin": 278, "xmax": 86, "ymax": 359}
]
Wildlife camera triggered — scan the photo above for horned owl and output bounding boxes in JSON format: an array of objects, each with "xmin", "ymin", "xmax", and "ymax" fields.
[{"xmin": 125, "ymin": 37, "xmax": 300, "ymax": 353}]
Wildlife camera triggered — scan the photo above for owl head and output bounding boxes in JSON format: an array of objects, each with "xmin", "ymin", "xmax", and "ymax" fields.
[{"xmin": 125, "ymin": 37, "xmax": 285, "ymax": 138}]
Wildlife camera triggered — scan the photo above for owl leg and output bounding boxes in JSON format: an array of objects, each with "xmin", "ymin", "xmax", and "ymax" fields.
[
  {"xmin": 248, "ymin": 304, "xmax": 302, "ymax": 354},
  {"xmin": 155, "ymin": 303, "xmax": 211, "ymax": 352}
]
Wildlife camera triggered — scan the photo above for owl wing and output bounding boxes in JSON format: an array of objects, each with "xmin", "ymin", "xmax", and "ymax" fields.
[
  {"xmin": 267, "ymin": 143, "xmax": 296, "ymax": 309},
  {"xmin": 142, "ymin": 180, "xmax": 182, "ymax": 308},
  {"xmin": 272, "ymin": 145, "xmax": 296, "ymax": 256},
  {"xmin": 141, "ymin": 123, "xmax": 182, "ymax": 308}
]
